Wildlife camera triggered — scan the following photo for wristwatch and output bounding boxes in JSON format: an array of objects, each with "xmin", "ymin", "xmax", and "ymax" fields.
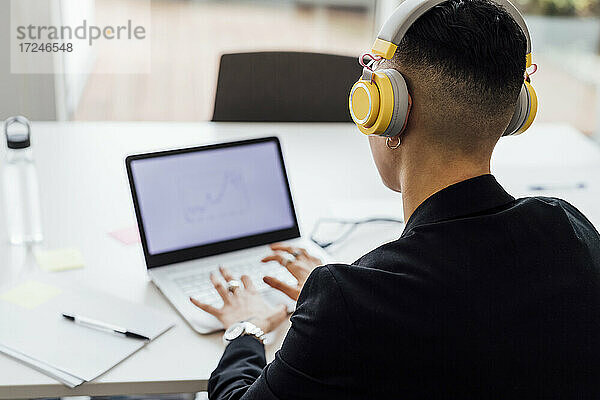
[{"xmin": 223, "ymin": 321, "xmax": 266, "ymax": 344}]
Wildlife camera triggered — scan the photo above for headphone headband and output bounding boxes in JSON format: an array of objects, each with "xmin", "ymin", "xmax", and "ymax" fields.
[
  {"xmin": 372, "ymin": 0, "xmax": 532, "ymax": 66},
  {"xmin": 349, "ymin": 0, "xmax": 538, "ymax": 138}
]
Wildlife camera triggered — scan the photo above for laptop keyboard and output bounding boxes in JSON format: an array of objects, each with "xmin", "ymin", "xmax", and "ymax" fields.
[{"xmin": 173, "ymin": 261, "xmax": 297, "ymax": 307}]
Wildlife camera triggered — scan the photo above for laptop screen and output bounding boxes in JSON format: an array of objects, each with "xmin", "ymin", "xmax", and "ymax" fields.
[{"xmin": 127, "ymin": 137, "xmax": 300, "ymax": 268}]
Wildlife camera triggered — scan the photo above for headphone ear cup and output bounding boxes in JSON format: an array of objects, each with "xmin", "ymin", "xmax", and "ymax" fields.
[
  {"xmin": 503, "ymin": 84, "xmax": 528, "ymax": 136},
  {"xmin": 503, "ymin": 81, "xmax": 538, "ymax": 136},
  {"xmin": 518, "ymin": 81, "xmax": 538, "ymax": 134},
  {"xmin": 378, "ymin": 69, "xmax": 411, "ymax": 137}
]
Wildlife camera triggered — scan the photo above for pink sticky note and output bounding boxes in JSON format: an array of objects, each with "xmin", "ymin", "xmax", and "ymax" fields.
[{"xmin": 109, "ymin": 225, "xmax": 141, "ymax": 245}]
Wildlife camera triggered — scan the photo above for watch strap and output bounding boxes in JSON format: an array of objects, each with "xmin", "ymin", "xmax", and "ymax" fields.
[
  {"xmin": 242, "ymin": 321, "xmax": 267, "ymax": 343},
  {"xmin": 224, "ymin": 321, "xmax": 266, "ymax": 344}
]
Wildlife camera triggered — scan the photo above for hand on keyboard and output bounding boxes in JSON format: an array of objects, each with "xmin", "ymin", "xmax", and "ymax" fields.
[
  {"xmin": 261, "ymin": 243, "xmax": 323, "ymax": 301},
  {"xmin": 190, "ymin": 266, "xmax": 288, "ymax": 333}
]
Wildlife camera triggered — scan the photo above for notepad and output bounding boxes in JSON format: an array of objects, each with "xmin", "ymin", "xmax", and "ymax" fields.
[
  {"xmin": 34, "ymin": 248, "xmax": 85, "ymax": 271},
  {"xmin": 0, "ymin": 343, "xmax": 84, "ymax": 387},
  {"xmin": 0, "ymin": 276, "xmax": 176, "ymax": 387}
]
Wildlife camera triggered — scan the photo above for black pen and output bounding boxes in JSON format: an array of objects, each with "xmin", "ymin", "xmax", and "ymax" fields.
[{"xmin": 62, "ymin": 313, "xmax": 150, "ymax": 341}]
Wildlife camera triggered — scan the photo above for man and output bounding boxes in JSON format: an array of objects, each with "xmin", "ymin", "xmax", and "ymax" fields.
[{"xmin": 191, "ymin": 0, "xmax": 600, "ymax": 397}]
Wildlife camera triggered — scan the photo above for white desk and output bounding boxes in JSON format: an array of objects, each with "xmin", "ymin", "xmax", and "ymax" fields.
[{"xmin": 0, "ymin": 122, "xmax": 598, "ymax": 399}]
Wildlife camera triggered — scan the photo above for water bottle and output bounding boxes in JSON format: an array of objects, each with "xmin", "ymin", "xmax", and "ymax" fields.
[{"xmin": 3, "ymin": 116, "xmax": 43, "ymax": 245}]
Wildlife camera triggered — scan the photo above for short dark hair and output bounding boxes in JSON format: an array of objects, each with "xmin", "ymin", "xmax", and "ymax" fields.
[{"xmin": 393, "ymin": 0, "xmax": 527, "ymax": 133}]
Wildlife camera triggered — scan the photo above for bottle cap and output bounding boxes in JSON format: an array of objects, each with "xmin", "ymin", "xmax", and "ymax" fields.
[{"xmin": 4, "ymin": 116, "xmax": 31, "ymax": 149}]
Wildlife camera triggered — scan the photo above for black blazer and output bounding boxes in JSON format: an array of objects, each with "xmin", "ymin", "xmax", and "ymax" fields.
[{"xmin": 208, "ymin": 175, "xmax": 600, "ymax": 399}]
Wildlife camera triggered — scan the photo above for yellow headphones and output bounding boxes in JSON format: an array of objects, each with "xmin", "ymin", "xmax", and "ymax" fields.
[{"xmin": 349, "ymin": 0, "xmax": 538, "ymax": 138}]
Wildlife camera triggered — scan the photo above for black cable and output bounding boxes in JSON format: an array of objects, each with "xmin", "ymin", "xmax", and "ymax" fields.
[{"xmin": 310, "ymin": 217, "xmax": 404, "ymax": 249}]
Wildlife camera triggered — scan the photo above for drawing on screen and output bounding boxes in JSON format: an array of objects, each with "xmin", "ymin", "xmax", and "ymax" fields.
[{"xmin": 178, "ymin": 171, "xmax": 250, "ymax": 223}]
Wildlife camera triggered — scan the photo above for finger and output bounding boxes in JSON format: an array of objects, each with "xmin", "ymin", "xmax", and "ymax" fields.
[
  {"xmin": 269, "ymin": 243, "xmax": 296, "ymax": 253},
  {"xmin": 261, "ymin": 253, "xmax": 291, "ymax": 266},
  {"xmin": 308, "ymin": 255, "xmax": 323, "ymax": 265},
  {"xmin": 240, "ymin": 275, "xmax": 256, "ymax": 292},
  {"xmin": 297, "ymin": 248, "xmax": 309, "ymax": 257},
  {"xmin": 261, "ymin": 254, "xmax": 304, "ymax": 280},
  {"xmin": 210, "ymin": 273, "xmax": 231, "ymax": 304},
  {"xmin": 270, "ymin": 244, "xmax": 308, "ymax": 258},
  {"xmin": 190, "ymin": 297, "xmax": 220, "ymax": 316},
  {"xmin": 263, "ymin": 276, "xmax": 300, "ymax": 300},
  {"xmin": 219, "ymin": 265, "xmax": 234, "ymax": 282}
]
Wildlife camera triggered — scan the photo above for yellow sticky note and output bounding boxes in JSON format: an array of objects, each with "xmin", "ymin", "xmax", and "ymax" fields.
[
  {"xmin": 35, "ymin": 248, "xmax": 85, "ymax": 272},
  {"xmin": 0, "ymin": 281, "xmax": 62, "ymax": 309}
]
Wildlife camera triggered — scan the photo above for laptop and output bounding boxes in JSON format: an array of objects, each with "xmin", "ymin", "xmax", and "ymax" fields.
[{"xmin": 126, "ymin": 137, "xmax": 328, "ymax": 334}]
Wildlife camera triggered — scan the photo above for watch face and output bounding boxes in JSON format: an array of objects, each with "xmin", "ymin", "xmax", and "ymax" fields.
[{"xmin": 224, "ymin": 324, "xmax": 244, "ymax": 341}]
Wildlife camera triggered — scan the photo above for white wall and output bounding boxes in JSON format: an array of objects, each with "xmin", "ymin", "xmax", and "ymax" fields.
[
  {"xmin": 58, "ymin": 0, "xmax": 96, "ymax": 117},
  {"xmin": 0, "ymin": 0, "xmax": 59, "ymax": 121},
  {"xmin": 0, "ymin": 0, "xmax": 96, "ymax": 121}
]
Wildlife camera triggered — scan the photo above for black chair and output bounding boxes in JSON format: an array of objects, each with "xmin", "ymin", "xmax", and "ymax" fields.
[{"xmin": 212, "ymin": 52, "xmax": 362, "ymax": 122}]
